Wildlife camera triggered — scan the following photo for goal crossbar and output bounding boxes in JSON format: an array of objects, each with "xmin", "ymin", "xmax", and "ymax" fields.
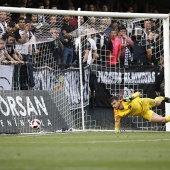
[{"xmin": 0, "ymin": 7, "xmax": 169, "ymax": 19}]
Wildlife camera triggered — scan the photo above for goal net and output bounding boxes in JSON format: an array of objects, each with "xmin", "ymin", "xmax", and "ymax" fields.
[{"xmin": 0, "ymin": 7, "xmax": 169, "ymax": 133}]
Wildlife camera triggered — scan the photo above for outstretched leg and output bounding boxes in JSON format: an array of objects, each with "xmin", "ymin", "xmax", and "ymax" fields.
[
  {"xmin": 154, "ymin": 96, "xmax": 170, "ymax": 106},
  {"xmin": 154, "ymin": 96, "xmax": 165, "ymax": 106},
  {"xmin": 151, "ymin": 112, "xmax": 170, "ymax": 123},
  {"xmin": 164, "ymin": 97, "xmax": 170, "ymax": 103}
]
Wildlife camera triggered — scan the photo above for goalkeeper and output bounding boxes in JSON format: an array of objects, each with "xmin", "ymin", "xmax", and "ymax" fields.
[{"xmin": 109, "ymin": 92, "xmax": 170, "ymax": 133}]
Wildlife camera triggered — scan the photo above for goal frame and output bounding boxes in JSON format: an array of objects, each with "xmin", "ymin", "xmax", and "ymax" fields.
[{"xmin": 0, "ymin": 7, "xmax": 169, "ymax": 131}]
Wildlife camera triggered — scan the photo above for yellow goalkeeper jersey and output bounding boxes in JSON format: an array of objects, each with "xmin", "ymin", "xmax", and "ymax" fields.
[{"xmin": 114, "ymin": 97, "xmax": 156, "ymax": 130}]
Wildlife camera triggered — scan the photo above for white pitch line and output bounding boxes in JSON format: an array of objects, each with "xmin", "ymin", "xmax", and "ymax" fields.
[
  {"xmin": 1, "ymin": 138, "xmax": 170, "ymax": 144},
  {"xmin": 53, "ymin": 138, "xmax": 170, "ymax": 144},
  {"xmin": 87, "ymin": 138, "xmax": 170, "ymax": 143}
]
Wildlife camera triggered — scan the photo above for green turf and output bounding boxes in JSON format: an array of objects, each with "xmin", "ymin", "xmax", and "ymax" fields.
[{"xmin": 0, "ymin": 132, "xmax": 170, "ymax": 170}]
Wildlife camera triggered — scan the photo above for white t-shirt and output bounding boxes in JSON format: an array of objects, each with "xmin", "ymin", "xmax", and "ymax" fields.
[
  {"xmin": 15, "ymin": 30, "xmax": 35, "ymax": 55},
  {"xmin": 87, "ymin": 38, "xmax": 97, "ymax": 64}
]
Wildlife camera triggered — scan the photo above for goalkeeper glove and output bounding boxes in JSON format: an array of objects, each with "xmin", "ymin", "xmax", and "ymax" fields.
[
  {"xmin": 123, "ymin": 96, "xmax": 135, "ymax": 102},
  {"xmin": 115, "ymin": 129, "xmax": 120, "ymax": 133}
]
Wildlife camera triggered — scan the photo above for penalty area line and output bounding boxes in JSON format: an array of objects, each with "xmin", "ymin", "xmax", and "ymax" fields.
[
  {"xmin": 88, "ymin": 138, "xmax": 170, "ymax": 143},
  {"xmin": 58, "ymin": 138, "xmax": 170, "ymax": 144}
]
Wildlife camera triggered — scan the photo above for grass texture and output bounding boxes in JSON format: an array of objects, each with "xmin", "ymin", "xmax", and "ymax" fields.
[{"xmin": 0, "ymin": 132, "xmax": 170, "ymax": 170}]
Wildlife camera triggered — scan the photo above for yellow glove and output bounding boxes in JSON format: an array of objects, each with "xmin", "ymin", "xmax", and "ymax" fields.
[
  {"xmin": 115, "ymin": 129, "xmax": 120, "ymax": 133},
  {"xmin": 123, "ymin": 96, "xmax": 134, "ymax": 102}
]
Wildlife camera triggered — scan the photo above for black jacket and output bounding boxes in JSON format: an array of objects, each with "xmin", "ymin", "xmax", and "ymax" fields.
[{"xmin": 154, "ymin": 66, "xmax": 164, "ymax": 95}]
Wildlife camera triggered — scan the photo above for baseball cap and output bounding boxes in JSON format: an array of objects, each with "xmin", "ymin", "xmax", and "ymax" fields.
[{"xmin": 7, "ymin": 21, "xmax": 16, "ymax": 27}]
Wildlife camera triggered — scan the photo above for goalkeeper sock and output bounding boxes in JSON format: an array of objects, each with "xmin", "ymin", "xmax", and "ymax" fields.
[
  {"xmin": 155, "ymin": 97, "xmax": 164, "ymax": 102},
  {"xmin": 165, "ymin": 115, "xmax": 170, "ymax": 122},
  {"xmin": 164, "ymin": 97, "xmax": 170, "ymax": 103}
]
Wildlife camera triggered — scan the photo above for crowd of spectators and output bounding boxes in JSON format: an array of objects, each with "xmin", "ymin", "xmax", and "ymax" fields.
[
  {"xmin": 0, "ymin": 0, "xmax": 168, "ymax": 90},
  {"xmin": 0, "ymin": 0, "xmax": 169, "ymax": 13}
]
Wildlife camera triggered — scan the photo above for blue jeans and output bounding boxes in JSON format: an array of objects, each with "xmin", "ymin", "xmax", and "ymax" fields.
[{"xmin": 61, "ymin": 47, "xmax": 73, "ymax": 69}]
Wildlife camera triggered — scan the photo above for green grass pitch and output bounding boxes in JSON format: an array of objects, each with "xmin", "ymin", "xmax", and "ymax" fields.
[{"xmin": 0, "ymin": 132, "xmax": 170, "ymax": 170}]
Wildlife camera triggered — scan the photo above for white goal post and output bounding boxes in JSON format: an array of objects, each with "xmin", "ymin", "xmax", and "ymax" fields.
[{"xmin": 0, "ymin": 7, "xmax": 170, "ymax": 131}]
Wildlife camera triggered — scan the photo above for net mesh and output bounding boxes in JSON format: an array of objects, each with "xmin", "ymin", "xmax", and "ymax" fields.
[{"xmin": 0, "ymin": 9, "xmax": 166, "ymax": 133}]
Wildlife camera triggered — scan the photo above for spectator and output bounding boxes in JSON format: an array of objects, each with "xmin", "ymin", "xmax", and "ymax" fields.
[
  {"xmin": 26, "ymin": 0, "xmax": 34, "ymax": 8},
  {"xmin": 50, "ymin": 0, "xmax": 60, "ymax": 9},
  {"xmin": 88, "ymin": 4, "xmax": 96, "ymax": 11},
  {"xmin": 86, "ymin": 28, "xmax": 98, "ymax": 65},
  {"xmin": 82, "ymin": 2, "xmax": 88, "ymax": 11},
  {"xmin": 49, "ymin": 27, "xmax": 64, "ymax": 68},
  {"xmin": 51, "ymin": 4, "xmax": 58, "ymax": 10},
  {"xmin": 49, "ymin": 15, "xmax": 57, "ymax": 26},
  {"xmin": 118, "ymin": 25, "xmax": 134, "ymax": 66},
  {"xmin": 50, "ymin": 5, "xmax": 63, "ymax": 27},
  {"xmin": 131, "ymin": 26, "xmax": 152, "ymax": 65},
  {"xmin": 48, "ymin": 15, "xmax": 63, "ymax": 41},
  {"xmin": 14, "ymin": 17, "xmax": 32, "ymax": 62},
  {"xmin": 101, "ymin": 4, "xmax": 109, "ymax": 12},
  {"xmin": 88, "ymin": 16, "xmax": 97, "ymax": 29},
  {"xmin": 30, "ymin": 14, "xmax": 38, "ymax": 34},
  {"xmin": 95, "ymin": 24, "xmax": 110, "ymax": 66},
  {"xmin": 108, "ymin": 28, "xmax": 121, "ymax": 66},
  {"xmin": 0, "ymin": 12, "xmax": 8, "ymax": 38},
  {"xmin": 0, "ymin": 38, "xmax": 9, "ymax": 64},
  {"xmin": 142, "ymin": 19, "xmax": 151, "ymax": 40},
  {"xmin": 150, "ymin": 19, "xmax": 159, "ymax": 40},
  {"xmin": 146, "ymin": 30, "xmax": 155, "ymax": 65},
  {"xmin": 61, "ymin": 15, "xmax": 76, "ymax": 69},
  {"xmin": 44, "ymin": 0, "xmax": 50, "ymax": 9},
  {"xmin": 127, "ymin": 6, "xmax": 134, "ymax": 13},
  {"xmin": 1, "ymin": 36, "xmax": 18, "ymax": 64},
  {"xmin": 68, "ymin": 6, "xmax": 78, "ymax": 28},
  {"xmin": 2, "ymin": 21, "xmax": 16, "ymax": 40},
  {"xmin": 100, "ymin": 18, "xmax": 111, "ymax": 32},
  {"xmin": 14, "ymin": 18, "xmax": 37, "ymax": 89},
  {"xmin": 30, "ymin": 14, "xmax": 38, "ymax": 26},
  {"xmin": 105, "ymin": 20, "xmax": 119, "ymax": 36},
  {"xmin": 18, "ymin": 0, "xmax": 28, "ymax": 7},
  {"xmin": 5, "ymin": 33, "xmax": 24, "ymax": 89},
  {"xmin": 131, "ymin": 0, "xmax": 138, "ymax": 13},
  {"xmin": 95, "ymin": 0, "xmax": 101, "ymax": 11},
  {"xmin": 5, "ymin": 33, "xmax": 23, "ymax": 63},
  {"xmin": 37, "ymin": 3, "xmax": 46, "ymax": 23}
]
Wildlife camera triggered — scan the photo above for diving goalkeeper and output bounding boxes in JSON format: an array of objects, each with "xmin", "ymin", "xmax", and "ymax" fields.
[{"xmin": 109, "ymin": 92, "xmax": 170, "ymax": 133}]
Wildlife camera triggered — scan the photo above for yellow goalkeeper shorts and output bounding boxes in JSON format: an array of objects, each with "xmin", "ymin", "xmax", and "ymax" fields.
[{"xmin": 139, "ymin": 98, "xmax": 157, "ymax": 121}]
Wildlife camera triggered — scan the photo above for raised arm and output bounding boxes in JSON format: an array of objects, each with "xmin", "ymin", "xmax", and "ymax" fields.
[
  {"xmin": 114, "ymin": 113, "xmax": 121, "ymax": 133},
  {"xmin": 131, "ymin": 91, "xmax": 141, "ymax": 98},
  {"xmin": 123, "ymin": 91, "xmax": 141, "ymax": 102}
]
